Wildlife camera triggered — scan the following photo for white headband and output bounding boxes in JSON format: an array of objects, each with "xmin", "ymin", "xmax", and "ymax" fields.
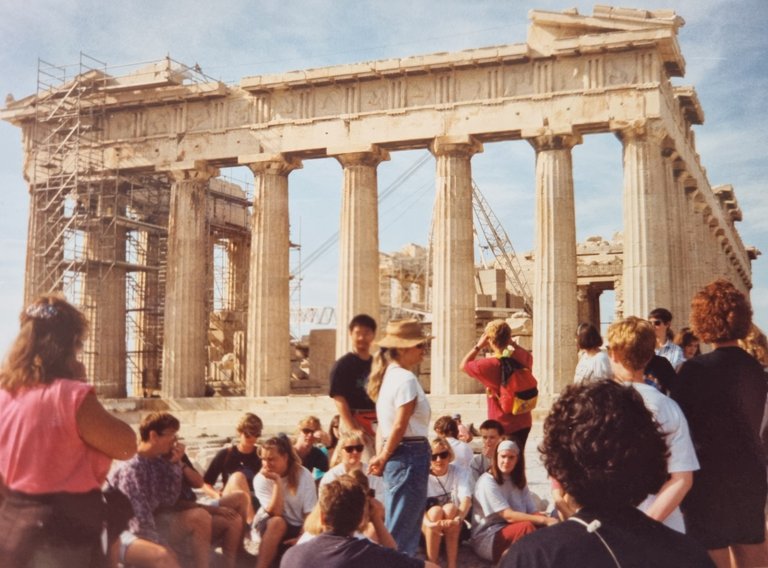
[{"xmin": 497, "ymin": 440, "xmax": 520, "ymax": 455}]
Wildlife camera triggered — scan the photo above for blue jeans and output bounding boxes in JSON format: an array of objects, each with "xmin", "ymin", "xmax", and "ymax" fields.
[{"xmin": 383, "ymin": 438, "xmax": 430, "ymax": 556}]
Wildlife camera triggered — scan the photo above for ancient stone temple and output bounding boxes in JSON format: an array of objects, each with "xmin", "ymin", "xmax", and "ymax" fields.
[{"xmin": 1, "ymin": 6, "xmax": 757, "ymax": 402}]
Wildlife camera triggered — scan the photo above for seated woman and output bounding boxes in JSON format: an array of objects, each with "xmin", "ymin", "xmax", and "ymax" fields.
[
  {"xmin": 294, "ymin": 416, "xmax": 330, "ymax": 483},
  {"xmin": 252, "ymin": 435, "xmax": 317, "ymax": 568},
  {"xmin": 203, "ymin": 412, "xmax": 263, "ymax": 524},
  {"xmin": 423, "ymin": 438, "xmax": 472, "ymax": 568},
  {"xmin": 320, "ymin": 430, "xmax": 383, "ymax": 500},
  {"xmin": 471, "ymin": 440, "xmax": 556, "ymax": 564}
]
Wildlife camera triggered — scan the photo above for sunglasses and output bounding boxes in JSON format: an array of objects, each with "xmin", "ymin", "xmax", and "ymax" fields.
[
  {"xmin": 301, "ymin": 428, "xmax": 316, "ymax": 435},
  {"xmin": 343, "ymin": 444, "xmax": 364, "ymax": 453},
  {"xmin": 431, "ymin": 451, "xmax": 450, "ymax": 461},
  {"xmin": 649, "ymin": 320, "xmax": 665, "ymax": 327}
]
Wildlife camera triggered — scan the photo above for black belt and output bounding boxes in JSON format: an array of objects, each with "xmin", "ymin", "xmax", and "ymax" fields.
[{"xmin": 400, "ymin": 436, "xmax": 428, "ymax": 443}]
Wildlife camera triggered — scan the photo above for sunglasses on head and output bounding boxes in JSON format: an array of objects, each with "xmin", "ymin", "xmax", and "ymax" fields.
[
  {"xmin": 431, "ymin": 450, "xmax": 450, "ymax": 461},
  {"xmin": 343, "ymin": 444, "xmax": 364, "ymax": 453}
]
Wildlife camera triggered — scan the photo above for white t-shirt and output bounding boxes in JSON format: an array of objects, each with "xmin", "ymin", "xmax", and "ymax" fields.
[
  {"xmin": 375, "ymin": 363, "xmax": 431, "ymax": 439},
  {"xmin": 447, "ymin": 437, "xmax": 474, "ymax": 472},
  {"xmin": 253, "ymin": 466, "xmax": 317, "ymax": 527},
  {"xmin": 574, "ymin": 350, "xmax": 613, "ymax": 383},
  {"xmin": 471, "ymin": 472, "xmax": 536, "ymax": 561},
  {"xmin": 427, "ymin": 463, "xmax": 472, "ymax": 507},
  {"xmin": 319, "ymin": 462, "xmax": 384, "ymax": 501},
  {"xmin": 628, "ymin": 382, "xmax": 700, "ymax": 533}
]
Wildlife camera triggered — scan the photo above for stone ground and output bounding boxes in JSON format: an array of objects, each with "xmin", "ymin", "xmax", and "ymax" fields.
[{"xmin": 189, "ymin": 421, "xmax": 549, "ymax": 568}]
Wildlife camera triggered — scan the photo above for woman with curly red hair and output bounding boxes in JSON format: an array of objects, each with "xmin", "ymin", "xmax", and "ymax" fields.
[{"xmin": 672, "ymin": 279, "xmax": 768, "ymax": 568}]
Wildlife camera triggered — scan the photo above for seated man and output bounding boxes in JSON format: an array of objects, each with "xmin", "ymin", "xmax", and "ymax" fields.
[
  {"xmin": 280, "ymin": 475, "xmax": 439, "ymax": 568},
  {"xmin": 203, "ymin": 412, "xmax": 263, "ymax": 524},
  {"xmin": 501, "ymin": 381, "xmax": 714, "ymax": 568},
  {"xmin": 109, "ymin": 412, "xmax": 234, "ymax": 568},
  {"xmin": 469, "ymin": 419, "xmax": 504, "ymax": 484}
]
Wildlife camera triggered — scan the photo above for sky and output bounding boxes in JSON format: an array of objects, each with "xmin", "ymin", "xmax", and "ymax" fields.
[{"xmin": 0, "ymin": 0, "xmax": 766, "ymax": 353}]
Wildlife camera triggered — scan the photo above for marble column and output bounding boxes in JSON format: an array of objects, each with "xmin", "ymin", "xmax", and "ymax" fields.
[
  {"xmin": 245, "ymin": 156, "xmax": 301, "ymax": 397},
  {"xmin": 617, "ymin": 121, "xmax": 671, "ymax": 317},
  {"xmin": 334, "ymin": 147, "xmax": 389, "ymax": 356},
  {"xmin": 528, "ymin": 133, "xmax": 580, "ymax": 397},
  {"xmin": 226, "ymin": 236, "xmax": 250, "ymax": 319},
  {"xmin": 134, "ymin": 230, "xmax": 161, "ymax": 398},
  {"xmin": 83, "ymin": 211, "xmax": 127, "ymax": 398},
  {"xmin": 429, "ymin": 136, "xmax": 482, "ymax": 395},
  {"xmin": 662, "ymin": 151, "xmax": 688, "ymax": 324},
  {"xmin": 161, "ymin": 163, "xmax": 217, "ymax": 398}
]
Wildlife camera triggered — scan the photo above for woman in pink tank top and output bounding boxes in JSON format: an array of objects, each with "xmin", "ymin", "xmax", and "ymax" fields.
[{"xmin": 0, "ymin": 294, "xmax": 137, "ymax": 567}]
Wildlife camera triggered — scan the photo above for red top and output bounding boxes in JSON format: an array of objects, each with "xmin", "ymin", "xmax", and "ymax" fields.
[
  {"xmin": 464, "ymin": 347, "xmax": 534, "ymax": 434},
  {"xmin": 0, "ymin": 378, "xmax": 112, "ymax": 494}
]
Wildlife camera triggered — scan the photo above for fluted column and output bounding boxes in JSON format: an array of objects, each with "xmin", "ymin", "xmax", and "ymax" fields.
[
  {"xmin": 83, "ymin": 211, "xmax": 127, "ymax": 398},
  {"xmin": 245, "ymin": 156, "xmax": 301, "ymax": 397},
  {"xmin": 334, "ymin": 147, "xmax": 389, "ymax": 356},
  {"xmin": 226, "ymin": 237, "xmax": 250, "ymax": 321},
  {"xmin": 134, "ymin": 231, "xmax": 161, "ymax": 397},
  {"xmin": 617, "ymin": 121, "xmax": 671, "ymax": 317},
  {"xmin": 662, "ymin": 153, "xmax": 683, "ymax": 320},
  {"xmin": 161, "ymin": 162, "xmax": 217, "ymax": 398},
  {"xmin": 528, "ymin": 133, "xmax": 581, "ymax": 397},
  {"xmin": 429, "ymin": 136, "xmax": 482, "ymax": 395}
]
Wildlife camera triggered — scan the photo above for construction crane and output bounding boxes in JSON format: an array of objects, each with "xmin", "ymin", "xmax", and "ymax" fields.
[{"xmin": 471, "ymin": 181, "xmax": 533, "ymax": 316}]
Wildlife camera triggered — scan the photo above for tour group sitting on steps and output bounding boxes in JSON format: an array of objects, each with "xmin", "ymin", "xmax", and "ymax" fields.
[{"xmin": 1, "ymin": 278, "xmax": 766, "ymax": 567}]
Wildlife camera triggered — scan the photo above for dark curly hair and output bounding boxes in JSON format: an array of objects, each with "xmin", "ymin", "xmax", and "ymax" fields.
[
  {"xmin": 690, "ymin": 279, "xmax": 752, "ymax": 343},
  {"xmin": 539, "ymin": 381, "xmax": 669, "ymax": 509}
]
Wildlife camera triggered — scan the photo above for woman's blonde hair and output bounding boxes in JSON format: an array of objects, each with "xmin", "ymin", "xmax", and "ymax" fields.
[
  {"xmin": 260, "ymin": 435, "xmax": 304, "ymax": 494},
  {"xmin": 0, "ymin": 294, "xmax": 88, "ymax": 394},
  {"xmin": 367, "ymin": 347, "xmax": 400, "ymax": 402},
  {"xmin": 430, "ymin": 437, "xmax": 455, "ymax": 464},
  {"xmin": 331, "ymin": 429, "xmax": 365, "ymax": 467}
]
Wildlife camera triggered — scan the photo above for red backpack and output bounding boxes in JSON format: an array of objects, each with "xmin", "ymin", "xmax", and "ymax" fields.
[{"xmin": 495, "ymin": 356, "xmax": 539, "ymax": 415}]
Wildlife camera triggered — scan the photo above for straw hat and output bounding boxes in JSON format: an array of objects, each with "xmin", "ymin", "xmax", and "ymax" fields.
[{"xmin": 377, "ymin": 319, "xmax": 433, "ymax": 349}]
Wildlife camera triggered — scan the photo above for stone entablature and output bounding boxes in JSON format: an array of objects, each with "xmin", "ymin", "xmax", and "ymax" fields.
[{"xmin": 2, "ymin": 6, "xmax": 757, "ymax": 399}]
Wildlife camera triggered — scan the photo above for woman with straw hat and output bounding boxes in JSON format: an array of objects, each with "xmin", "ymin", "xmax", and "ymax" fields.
[{"xmin": 367, "ymin": 319, "xmax": 433, "ymax": 557}]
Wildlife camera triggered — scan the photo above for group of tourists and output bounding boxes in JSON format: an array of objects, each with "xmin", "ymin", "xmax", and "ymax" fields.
[{"xmin": 0, "ymin": 277, "xmax": 766, "ymax": 568}]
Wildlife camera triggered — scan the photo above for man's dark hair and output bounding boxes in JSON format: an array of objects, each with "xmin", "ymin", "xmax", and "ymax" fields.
[
  {"xmin": 540, "ymin": 381, "xmax": 669, "ymax": 509},
  {"xmin": 433, "ymin": 415, "xmax": 459, "ymax": 438},
  {"xmin": 349, "ymin": 314, "xmax": 376, "ymax": 333},
  {"xmin": 139, "ymin": 412, "xmax": 180, "ymax": 442},
  {"xmin": 319, "ymin": 475, "xmax": 367, "ymax": 536},
  {"xmin": 479, "ymin": 419, "xmax": 504, "ymax": 436},
  {"xmin": 648, "ymin": 308, "xmax": 673, "ymax": 324}
]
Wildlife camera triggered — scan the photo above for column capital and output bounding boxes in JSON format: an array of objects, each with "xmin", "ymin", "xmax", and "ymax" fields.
[
  {"xmin": 525, "ymin": 131, "xmax": 582, "ymax": 152},
  {"xmin": 429, "ymin": 135, "xmax": 483, "ymax": 158},
  {"xmin": 611, "ymin": 119, "xmax": 667, "ymax": 144},
  {"xmin": 241, "ymin": 154, "xmax": 303, "ymax": 176},
  {"xmin": 165, "ymin": 161, "xmax": 219, "ymax": 182},
  {"xmin": 333, "ymin": 146, "xmax": 390, "ymax": 168}
]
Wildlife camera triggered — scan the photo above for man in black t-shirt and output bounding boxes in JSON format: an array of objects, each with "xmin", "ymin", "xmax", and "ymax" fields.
[{"xmin": 329, "ymin": 314, "xmax": 377, "ymax": 448}]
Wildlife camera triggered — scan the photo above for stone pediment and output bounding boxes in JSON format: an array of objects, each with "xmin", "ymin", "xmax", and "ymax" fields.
[{"xmin": 528, "ymin": 5, "xmax": 685, "ymax": 76}]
